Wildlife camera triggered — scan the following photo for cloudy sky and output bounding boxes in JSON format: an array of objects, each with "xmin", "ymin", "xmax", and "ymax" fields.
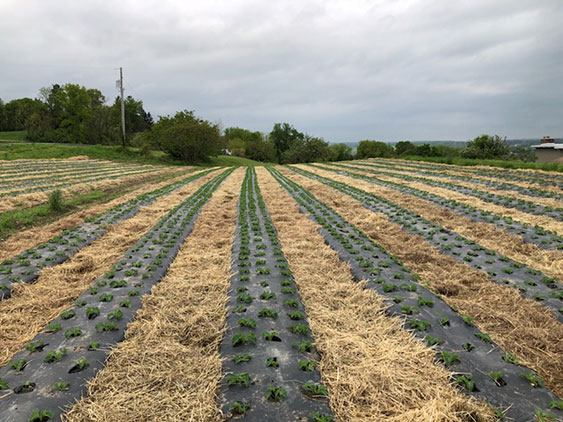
[{"xmin": 1, "ymin": 0, "xmax": 561, "ymax": 142}]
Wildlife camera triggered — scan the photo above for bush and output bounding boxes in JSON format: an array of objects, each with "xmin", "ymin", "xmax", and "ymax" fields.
[
  {"xmin": 463, "ymin": 134, "xmax": 510, "ymax": 159},
  {"xmin": 153, "ymin": 110, "xmax": 221, "ymax": 163},
  {"xmin": 48, "ymin": 189, "xmax": 64, "ymax": 212}
]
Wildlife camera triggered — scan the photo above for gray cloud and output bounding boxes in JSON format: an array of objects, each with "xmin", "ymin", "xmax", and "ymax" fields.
[{"xmin": 1, "ymin": 0, "xmax": 561, "ymax": 142}]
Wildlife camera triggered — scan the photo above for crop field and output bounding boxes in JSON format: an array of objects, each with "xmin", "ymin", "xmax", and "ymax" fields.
[{"xmin": 0, "ymin": 159, "xmax": 561, "ymax": 422}]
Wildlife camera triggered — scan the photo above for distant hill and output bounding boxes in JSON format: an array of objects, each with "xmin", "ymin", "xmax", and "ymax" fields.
[{"xmin": 330, "ymin": 138, "xmax": 562, "ymax": 148}]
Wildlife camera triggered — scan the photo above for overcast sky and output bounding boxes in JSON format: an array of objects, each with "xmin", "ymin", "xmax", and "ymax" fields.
[{"xmin": 1, "ymin": 0, "xmax": 561, "ymax": 142}]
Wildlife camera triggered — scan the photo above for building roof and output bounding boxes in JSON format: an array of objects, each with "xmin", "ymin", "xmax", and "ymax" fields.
[{"xmin": 532, "ymin": 143, "xmax": 563, "ymax": 149}]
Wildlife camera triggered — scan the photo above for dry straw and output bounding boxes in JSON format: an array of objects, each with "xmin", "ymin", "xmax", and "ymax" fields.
[
  {"xmin": 253, "ymin": 167, "xmax": 494, "ymax": 421},
  {"xmin": 0, "ymin": 167, "xmax": 180, "ymax": 214},
  {"xmin": 0, "ymin": 169, "xmax": 205, "ymax": 261},
  {"xmin": 310, "ymin": 164, "xmax": 563, "ymax": 237},
  {"xmin": 0, "ymin": 170, "xmax": 221, "ymax": 367},
  {"xmin": 63, "ymin": 168, "xmax": 244, "ymax": 422},
  {"xmin": 340, "ymin": 163, "xmax": 563, "ymax": 213},
  {"xmin": 308, "ymin": 165, "xmax": 563, "ymax": 282},
  {"xmin": 281, "ymin": 166, "xmax": 563, "ymax": 398}
]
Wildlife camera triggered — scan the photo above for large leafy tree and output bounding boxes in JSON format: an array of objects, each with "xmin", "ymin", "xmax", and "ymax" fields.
[
  {"xmin": 269, "ymin": 122, "xmax": 304, "ymax": 160},
  {"xmin": 463, "ymin": 134, "xmax": 510, "ymax": 159},
  {"xmin": 152, "ymin": 110, "xmax": 221, "ymax": 163},
  {"xmin": 356, "ymin": 140, "xmax": 394, "ymax": 158}
]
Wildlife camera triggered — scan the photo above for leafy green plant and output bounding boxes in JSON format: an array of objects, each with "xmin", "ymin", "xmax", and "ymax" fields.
[
  {"xmin": 45, "ymin": 322, "xmax": 62, "ymax": 333},
  {"xmin": 474, "ymin": 332, "xmax": 492, "ymax": 343},
  {"xmin": 95, "ymin": 322, "xmax": 118, "ymax": 332},
  {"xmin": 308, "ymin": 412, "xmax": 334, "ymax": 422},
  {"xmin": 48, "ymin": 189, "xmax": 64, "ymax": 212},
  {"xmin": 52, "ymin": 381, "xmax": 69, "ymax": 391},
  {"xmin": 501, "ymin": 352, "xmax": 519, "ymax": 365},
  {"xmin": 25, "ymin": 340, "xmax": 46, "ymax": 353},
  {"xmin": 227, "ymin": 373, "xmax": 251, "ymax": 387},
  {"xmin": 455, "ymin": 375, "xmax": 477, "ymax": 392},
  {"xmin": 9, "ymin": 358, "xmax": 27, "ymax": 371},
  {"xmin": 108, "ymin": 310, "xmax": 123, "ymax": 321},
  {"xmin": 264, "ymin": 385, "xmax": 287, "ymax": 402},
  {"xmin": 233, "ymin": 354, "xmax": 252, "ymax": 364},
  {"xmin": 44, "ymin": 349, "xmax": 67, "ymax": 363},
  {"xmin": 408, "ymin": 319, "xmax": 431, "ymax": 331},
  {"xmin": 293, "ymin": 340, "xmax": 314, "ymax": 352},
  {"xmin": 417, "ymin": 297, "xmax": 434, "ymax": 307},
  {"xmin": 284, "ymin": 298, "xmax": 299, "ymax": 308},
  {"xmin": 99, "ymin": 293, "xmax": 113, "ymax": 302},
  {"xmin": 64, "ymin": 327, "xmax": 82, "ymax": 339},
  {"xmin": 462, "ymin": 343, "xmax": 475, "ymax": 352},
  {"xmin": 86, "ymin": 306, "xmax": 100, "ymax": 319},
  {"xmin": 535, "ymin": 409, "xmax": 556, "ymax": 422},
  {"xmin": 60, "ymin": 309, "xmax": 76, "ymax": 320},
  {"xmin": 237, "ymin": 293, "xmax": 253, "ymax": 304},
  {"xmin": 232, "ymin": 332, "xmax": 257, "ymax": 347},
  {"xmin": 521, "ymin": 372, "xmax": 544, "ymax": 388},
  {"xmin": 266, "ymin": 357, "xmax": 279, "ymax": 368},
  {"xmin": 0, "ymin": 377, "xmax": 8, "ymax": 390},
  {"xmin": 440, "ymin": 351, "xmax": 460, "ymax": 367},
  {"xmin": 488, "ymin": 371, "xmax": 506, "ymax": 386},
  {"xmin": 262, "ymin": 331, "xmax": 281, "ymax": 341},
  {"xmin": 258, "ymin": 308, "xmax": 278, "ymax": 318},
  {"xmin": 548, "ymin": 400, "xmax": 563, "ymax": 410},
  {"xmin": 69, "ymin": 357, "xmax": 89, "ymax": 373},
  {"xmin": 237, "ymin": 317, "xmax": 256, "ymax": 328},
  {"xmin": 229, "ymin": 401, "xmax": 251, "ymax": 415},
  {"xmin": 28, "ymin": 409, "xmax": 54, "ymax": 422},
  {"xmin": 260, "ymin": 291, "xmax": 275, "ymax": 300},
  {"xmin": 298, "ymin": 360, "xmax": 317, "ymax": 371},
  {"xmin": 290, "ymin": 323, "xmax": 310, "ymax": 335},
  {"xmin": 88, "ymin": 342, "xmax": 99, "ymax": 351},
  {"xmin": 303, "ymin": 381, "xmax": 328, "ymax": 396},
  {"xmin": 425, "ymin": 336, "xmax": 443, "ymax": 346}
]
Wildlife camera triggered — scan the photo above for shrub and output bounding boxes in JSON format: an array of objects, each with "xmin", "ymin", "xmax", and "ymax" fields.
[{"xmin": 48, "ymin": 189, "xmax": 64, "ymax": 212}]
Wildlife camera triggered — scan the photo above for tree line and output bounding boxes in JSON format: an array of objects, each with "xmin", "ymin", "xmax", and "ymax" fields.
[{"xmin": 1, "ymin": 83, "xmax": 529, "ymax": 164}]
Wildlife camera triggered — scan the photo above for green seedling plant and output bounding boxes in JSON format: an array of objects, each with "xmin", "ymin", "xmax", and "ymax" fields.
[
  {"xmin": 266, "ymin": 357, "xmax": 279, "ymax": 368},
  {"xmin": 293, "ymin": 340, "xmax": 314, "ymax": 352},
  {"xmin": 308, "ymin": 412, "xmax": 334, "ymax": 422},
  {"xmin": 227, "ymin": 373, "xmax": 251, "ymax": 387},
  {"xmin": 25, "ymin": 341, "xmax": 46, "ymax": 353},
  {"xmin": 264, "ymin": 385, "xmax": 287, "ymax": 402},
  {"xmin": 290, "ymin": 323, "xmax": 310, "ymax": 335},
  {"xmin": 52, "ymin": 381, "xmax": 69, "ymax": 391},
  {"xmin": 455, "ymin": 375, "xmax": 477, "ymax": 392},
  {"xmin": 70, "ymin": 357, "xmax": 89, "ymax": 373},
  {"xmin": 28, "ymin": 409, "xmax": 54, "ymax": 422},
  {"xmin": 64, "ymin": 327, "xmax": 82, "ymax": 339},
  {"xmin": 298, "ymin": 360, "xmax": 317, "ymax": 371},
  {"xmin": 9, "ymin": 358, "xmax": 27, "ymax": 371},
  {"xmin": 232, "ymin": 332, "xmax": 257, "ymax": 347},
  {"xmin": 262, "ymin": 331, "xmax": 281, "ymax": 341},
  {"xmin": 108, "ymin": 310, "xmax": 123, "ymax": 321},
  {"xmin": 475, "ymin": 332, "xmax": 492, "ymax": 343},
  {"xmin": 44, "ymin": 349, "xmax": 67, "ymax": 363},
  {"xmin": 425, "ymin": 336, "xmax": 443, "ymax": 346},
  {"xmin": 521, "ymin": 373, "xmax": 544, "ymax": 388},
  {"xmin": 548, "ymin": 400, "xmax": 563, "ymax": 410},
  {"xmin": 488, "ymin": 371, "xmax": 506, "ymax": 386},
  {"xmin": 237, "ymin": 317, "xmax": 256, "ymax": 328},
  {"xmin": 233, "ymin": 354, "xmax": 252, "ymax": 364},
  {"xmin": 229, "ymin": 401, "xmax": 251, "ymax": 415},
  {"xmin": 502, "ymin": 353, "xmax": 519, "ymax": 365},
  {"xmin": 45, "ymin": 322, "xmax": 62, "ymax": 333},
  {"xmin": 258, "ymin": 308, "xmax": 278, "ymax": 318},
  {"xmin": 440, "ymin": 351, "xmax": 460, "ymax": 367},
  {"xmin": 303, "ymin": 381, "xmax": 328, "ymax": 396}
]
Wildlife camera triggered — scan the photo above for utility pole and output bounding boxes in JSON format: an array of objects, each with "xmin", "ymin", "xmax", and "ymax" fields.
[{"xmin": 119, "ymin": 67, "xmax": 126, "ymax": 147}]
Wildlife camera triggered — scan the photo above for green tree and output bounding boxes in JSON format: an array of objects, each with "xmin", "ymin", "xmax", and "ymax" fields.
[
  {"xmin": 395, "ymin": 141, "xmax": 417, "ymax": 155},
  {"xmin": 281, "ymin": 136, "xmax": 331, "ymax": 164},
  {"xmin": 463, "ymin": 134, "xmax": 510, "ymax": 159},
  {"xmin": 269, "ymin": 123, "xmax": 304, "ymax": 161},
  {"xmin": 4, "ymin": 98, "xmax": 45, "ymax": 131},
  {"xmin": 153, "ymin": 110, "xmax": 221, "ymax": 163},
  {"xmin": 111, "ymin": 96, "xmax": 152, "ymax": 142},
  {"xmin": 356, "ymin": 140, "xmax": 394, "ymax": 158},
  {"xmin": 328, "ymin": 143, "xmax": 354, "ymax": 161}
]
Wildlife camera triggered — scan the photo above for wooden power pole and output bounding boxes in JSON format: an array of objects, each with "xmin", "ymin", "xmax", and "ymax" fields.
[{"xmin": 119, "ymin": 67, "xmax": 126, "ymax": 147}]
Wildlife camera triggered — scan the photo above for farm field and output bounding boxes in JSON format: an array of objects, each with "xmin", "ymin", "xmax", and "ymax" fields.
[{"xmin": 0, "ymin": 158, "xmax": 561, "ymax": 422}]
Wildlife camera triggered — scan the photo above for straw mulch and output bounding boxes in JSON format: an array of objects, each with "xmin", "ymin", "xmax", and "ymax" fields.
[
  {"xmin": 0, "ymin": 170, "xmax": 221, "ymax": 368},
  {"xmin": 0, "ymin": 169, "xmax": 205, "ymax": 261},
  {"xmin": 306, "ymin": 165, "xmax": 563, "ymax": 282},
  {"xmin": 281, "ymin": 167, "xmax": 563, "ymax": 399},
  {"xmin": 308, "ymin": 164, "xmax": 563, "ymax": 238},
  {"xmin": 0, "ymin": 167, "xmax": 180, "ymax": 214},
  {"xmin": 63, "ymin": 168, "xmax": 244, "ymax": 422},
  {"xmin": 255, "ymin": 167, "xmax": 494, "ymax": 422}
]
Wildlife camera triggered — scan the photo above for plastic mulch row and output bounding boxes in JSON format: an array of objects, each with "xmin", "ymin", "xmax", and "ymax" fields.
[
  {"xmin": 318, "ymin": 162, "xmax": 563, "ymax": 250},
  {"xmin": 348, "ymin": 161, "xmax": 563, "ymax": 201},
  {"xmin": 0, "ymin": 168, "xmax": 233, "ymax": 422},
  {"xmin": 294, "ymin": 165, "xmax": 563, "ymax": 318},
  {"xmin": 0, "ymin": 168, "xmax": 213, "ymax": 301},
  {"xmin": 323, "ymin": 163, "xmax": 563, "ymax": 221},
  {"xmin": 219, "ymin": 167, "xmax": 333, "ymax": 421},
  {"xmin": 268, "ymin": 167, "xmax": 562, "ymax": 422}
]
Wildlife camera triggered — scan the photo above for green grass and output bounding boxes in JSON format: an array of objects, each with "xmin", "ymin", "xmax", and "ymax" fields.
[
  {"xmin": 0, "ymin": 142, "xmax": 272, "ymax": 167},
  {"xmin": 397, "ymin": 155, "xmax": 563, "ymax": 173},
  {"xmin": 195, "ymin": 155, "xmax": 273, "ymax": 167},
  {"xmin": 0, "ymin": 131, "xmax": 27, "ymax": 143},
  {"xmin": 0, "ymin": 171, "xmax": 184, "ymax": 241}
]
